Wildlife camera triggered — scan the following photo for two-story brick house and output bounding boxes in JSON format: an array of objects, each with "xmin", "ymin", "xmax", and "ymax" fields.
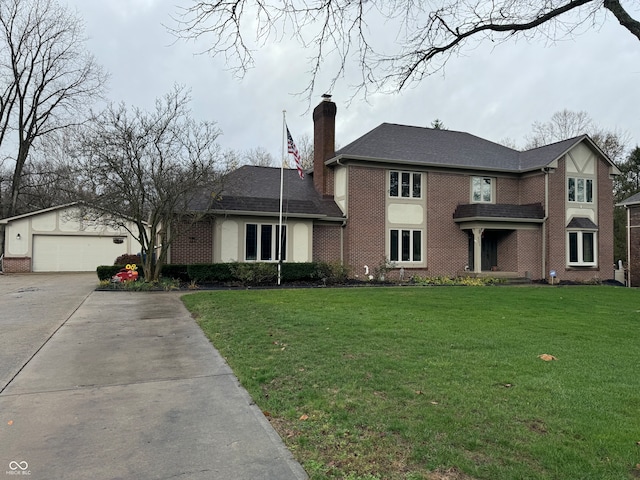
[{"xmin": 170, "ymin": 96, "xmax": 619, "ymax": 282}]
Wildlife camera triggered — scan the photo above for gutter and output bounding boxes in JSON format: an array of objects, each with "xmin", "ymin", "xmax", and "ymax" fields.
[
  {"xmin": 209, "ymin": 208, "xmax": 345, "ymax": 222},
  {"xmin": 453, "ymin": 216, "xmax": 544, "ymax": 224}
]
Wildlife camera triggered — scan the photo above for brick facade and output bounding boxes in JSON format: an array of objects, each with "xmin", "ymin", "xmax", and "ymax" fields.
[
  {"xmin": 516, "ymin": 230, "xmax": 542, "ymax": 278},
  {"xmin": 169, "ymin": 218, "xmax": 214, "ymax": 264},
  {"xmin": 545, "ymin": 160, "xmax": 566, "ymax": 281},
  {"xmin": 2, "ymin": 256, "xmax": 31, "ymax": 273},
  {"xmin": 313, "ymin": 224, "xmax": 343, "ymax": 263},
  {"xmin": 344, "ymin": 165, "xmax": 387, "ymax": 276},
  {"xmin": 426, "ymin": 172, "xmax": 470, "ymax": 275},
  {"xmin": 628, "ymin": 207, "xmax": 640, "ymax": 286},
  {"xmin": 597, "ymin": 158, "xmax": 615, "ymax": 281}
]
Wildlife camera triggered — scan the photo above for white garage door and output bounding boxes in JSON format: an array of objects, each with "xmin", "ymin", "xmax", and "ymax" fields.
[{"xmin": 32, "ymin": 235, "xmax": 129, "ymax": 272}]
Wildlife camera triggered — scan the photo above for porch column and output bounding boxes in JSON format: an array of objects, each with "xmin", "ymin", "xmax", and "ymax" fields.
[{"xmin": 472, "ymin": 227, "xmax": 484, "ymax": 273}]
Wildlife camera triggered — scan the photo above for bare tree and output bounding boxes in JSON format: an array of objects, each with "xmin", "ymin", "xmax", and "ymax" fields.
[
  {"xmin": 243, "ymin": 146, "xmax": 275, "ymax": 167},
  {"xmin": 75, "ymin": 86, "xmax": 226, "ymax": 281},
  {"xmin": 525, "ymin": 109, "xmax": 630, "ymax": 163},
  {"xmin": 0, "ymin": 0, "xmax": 106, "ymax": 219},
  {"xmin": 294, "ymin": 133, "xmax": 314, "ymax": 170},
  {"xmin": 170, "ymin": 1, "xmax": 640, "ymax": 95},
  {"xmin": 525, "ymin": 110, "xmax": 593, "ymax": 149}
]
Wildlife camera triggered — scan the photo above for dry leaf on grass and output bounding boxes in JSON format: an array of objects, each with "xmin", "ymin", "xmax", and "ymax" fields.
[
  {"xmin": 299, "ymin": 414, "xmax": 309, "ymax": 421},
  {"xmin": 537, "ymin": 354, "xmax": 557, "ymax": 361}
]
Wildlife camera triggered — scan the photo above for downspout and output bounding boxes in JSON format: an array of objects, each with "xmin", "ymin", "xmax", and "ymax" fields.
[
  {"xmin": 627, "ymin": 206, "xmax": 631, "ymax": 287},
  {"xmin": 341, "ymin": 220, "xmax": 346, "ymax": 264},
  {"xmin": 541, "ymin": 168, "xmax": 550, "ymax": 281},
  {"xmin": 337, "ymin": 158, "xmax": 346, "ymax": 266}
]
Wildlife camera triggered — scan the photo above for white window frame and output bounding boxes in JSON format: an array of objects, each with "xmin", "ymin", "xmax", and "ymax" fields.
[
  {"xmin": 389, "ymin": 171, "xmax": 422, "ymax": 199},
  {"xmin": 471, "ymin": 177, "xmax": 494, "ymax": 203},
  {"xmin": 389, "ymin": 229, "xmax": 423, "ymax": 263},
  {"xmin": 567, "ymin": 177, "xmax": 594, "ymax": 204},
  {"xmin": 245, "ymin": 223, "xmax": 287, "ymax": 262},
  {"xmin": 566, "ymin": 230, "xmax": 597, "ymax": 267}
]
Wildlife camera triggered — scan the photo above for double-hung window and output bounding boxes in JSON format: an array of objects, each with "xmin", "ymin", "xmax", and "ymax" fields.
[
  {"xmin": 245, "ymin": 223, "xmax": 286, "ymax": 261},
  {"xmin": 390, "ymin": 229, "xmax": 422, "ymax": 263},
  {"xmin": 471, "ymin": 177, "xmax": 493, "ymax": 203},
  {"xmin": 390, "ymin": 171, "xmax": 422, "ymax": 198},
  {"xmin": 567, "ymin": 231, "xmax": 596, "ymax": 267},
  {"xmin": 567, "ymin": 177, "xmax": 593, "ymax": 203}
]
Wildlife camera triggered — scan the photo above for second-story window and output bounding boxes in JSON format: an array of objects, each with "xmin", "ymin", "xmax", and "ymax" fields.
[
  {"xmin": 390, "ymin": 171, "xmax": 421, "ymax": 198},
  {"xmin": 472, "ymin": 177, "xmax": 493, "ymax": 203},
  {"xmin": 568, "ymin": 177, "xmax": 593, "ymax": 203}
]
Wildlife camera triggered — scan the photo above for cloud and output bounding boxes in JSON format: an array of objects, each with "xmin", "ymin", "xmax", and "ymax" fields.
[{"xmin": 66, "ymin": 0, "xmax": 640, "ymax": 157}]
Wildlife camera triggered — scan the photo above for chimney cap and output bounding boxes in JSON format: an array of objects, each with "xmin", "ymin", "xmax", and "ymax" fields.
[{"xmin": 321, "ymin": 93, "xmax": 332, "ymax": 101}]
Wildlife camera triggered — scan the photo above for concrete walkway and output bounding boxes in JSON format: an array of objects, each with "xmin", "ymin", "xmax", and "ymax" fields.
[{"xmin": 0, "ymin": 275, "xmax": 307, "ymax": 480}]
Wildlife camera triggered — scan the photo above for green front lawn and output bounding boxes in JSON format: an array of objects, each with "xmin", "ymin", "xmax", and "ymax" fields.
[{"xmin": 182, "ymin": 286, "xmax": 640, "ymax": 480}]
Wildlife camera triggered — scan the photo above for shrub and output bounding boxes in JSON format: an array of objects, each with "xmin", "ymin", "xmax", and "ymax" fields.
[
  {"xmin": 160, "ymin": 264, "xmax": 189, "ymax": 282},
  {"xmin": 97, "ymin": 265, "xmax": 121, "ymax": 281},
  {"xmin": 187, "ymin": 263, "xmax": 234, "ymax": 283},
  {"xmin": 315, "ymin": 261, "xmax": 350, "ymax": 284},
  {"xmin": 410, "ymin": 275, "xmax": 501, "ymax": 286},
  {"xmin": 281, "ymin": 262, "xmax": 319, "ymax": 282},
  {"xmin": 229, "ymin": 262, "xmax": 277, "ymax": 286},
  {"xmin": 114, "ymin": 253, "xmax": 141, "ymax": 266}
]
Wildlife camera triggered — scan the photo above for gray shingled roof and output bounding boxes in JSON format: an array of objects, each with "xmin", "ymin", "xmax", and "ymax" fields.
[
  {"xmin": 453, "ymin": 203, "xmax": 545, "ymax": 221},
  {"xmin": 566, "ymin": 217, "xmax": 598, "ymax": 229},
  {"xmin": 333, "ymin": 123, "xmax": 590, "ymax": 173},
  {"xmin": 617, "ymin": 191, "xmax": 640, "ymax": 206},
  {"xmin": 198, "ymin": 166, "xmax": 344, "ymax": 219}
]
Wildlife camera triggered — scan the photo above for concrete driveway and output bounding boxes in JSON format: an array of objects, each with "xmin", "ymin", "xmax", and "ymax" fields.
[{"xmin": 0, "ymin": 274, "xmax": 307, "ymax": 480}]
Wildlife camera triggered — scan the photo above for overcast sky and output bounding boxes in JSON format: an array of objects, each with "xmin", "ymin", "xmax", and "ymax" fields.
[{"xmin": 66, "ymin": 1, "xmax": 640, "ymax": 162}]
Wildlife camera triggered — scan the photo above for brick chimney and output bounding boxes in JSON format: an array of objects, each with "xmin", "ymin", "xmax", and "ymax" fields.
[{"xmin": 313, "ymin": 94, "xmax": 337, "ymax": 196}]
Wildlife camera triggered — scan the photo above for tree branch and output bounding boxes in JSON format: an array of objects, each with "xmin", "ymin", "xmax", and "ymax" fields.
[{"xmin": 603, "ymin": 0, "xmax": 640, "ymax": 41}]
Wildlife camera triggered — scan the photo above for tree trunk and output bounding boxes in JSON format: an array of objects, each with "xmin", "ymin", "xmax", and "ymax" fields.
[{"xmin": 8, "ymin": 142, "xmax": 30, "ymax": 219}]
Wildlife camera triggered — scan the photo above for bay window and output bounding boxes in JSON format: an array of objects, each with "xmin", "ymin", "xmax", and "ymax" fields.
[{"xmin": 567, "ymin": 231, "xmax": 596, "ymax": 267}]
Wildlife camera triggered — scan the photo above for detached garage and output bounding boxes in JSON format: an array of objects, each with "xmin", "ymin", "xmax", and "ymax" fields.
[{"xmin": 1, "ymin": 203, "xmax": 143, "ymax": 273}]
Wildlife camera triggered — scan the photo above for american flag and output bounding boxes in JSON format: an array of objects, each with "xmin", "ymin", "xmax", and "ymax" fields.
[{"xmin": 286, "ymin": 125, "xmax": 304, "ymax": 179}]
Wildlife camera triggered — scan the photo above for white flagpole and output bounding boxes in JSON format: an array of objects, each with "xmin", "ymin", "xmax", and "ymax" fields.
[{"xmin": 277, "ymin": 111, "xmax": 286, "ymax": 285}]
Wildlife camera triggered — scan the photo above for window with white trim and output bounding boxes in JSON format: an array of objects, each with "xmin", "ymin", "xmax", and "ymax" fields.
[
  {"xmin": 567, "ymin": 231, "xmax": 597, "ymax": 267},
  {"xmin": 471, "ymin": 177, "xmax": 493, "ymax": 203},
  {"xmin": 567, "ymin": 177, "xmax": 593, "ymax": 203},
  {"xmin": 390, "ymin": 171, "xmax": 422, "ymax": 198},
  {"xmin": 245, "ymin": 224, "xmax": 286, "ymax": 261},
  {"xmin": 390, "ymin": 229, "xmax": 422, "ymax": 263}
]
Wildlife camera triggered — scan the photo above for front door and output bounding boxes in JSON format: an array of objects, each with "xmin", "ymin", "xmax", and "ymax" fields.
[{"xmin": 481, "ymin": 234, "xmax": 498, "ymax": 271}]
